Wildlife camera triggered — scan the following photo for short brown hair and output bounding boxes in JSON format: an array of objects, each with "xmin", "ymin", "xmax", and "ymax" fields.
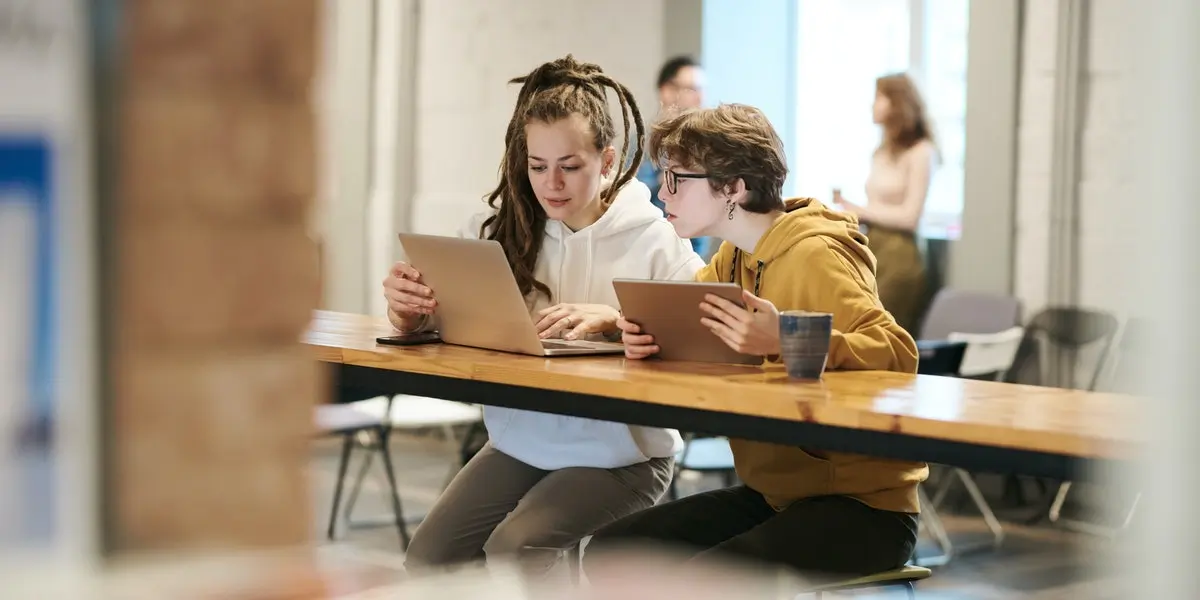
[{"xmin": 648, "ymin": 103, "xmax": 787, "ymax": 213}]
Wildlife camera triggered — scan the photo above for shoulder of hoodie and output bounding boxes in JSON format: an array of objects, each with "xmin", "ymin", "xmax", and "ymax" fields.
[{"xmin": 773, "ymin": 234, "xmax": 873, "ymax": 289}]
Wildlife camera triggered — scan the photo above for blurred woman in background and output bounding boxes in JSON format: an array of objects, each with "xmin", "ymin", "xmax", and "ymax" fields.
[{"xmin": 834, "ymin": 73, "xmax": 937, "ymax": 333}]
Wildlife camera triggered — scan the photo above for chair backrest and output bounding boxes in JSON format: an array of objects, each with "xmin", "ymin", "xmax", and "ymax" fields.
[
  {"xmin": 916, "ymin": 340, "xmax": 968, "ymax": 376},
  {"xmin": 1103, "ymin": 317, "xmax": 1152, "ymax": 394},
  {"xmin": 1005, "ymin": 307, "xmax": 1121, "ymax": 390},
  {"xmin": 948, "ymin": 326, "xmax": 1025, "ymax": 378},
  {"xmin": 919, "ymin": 289, "xmax": 1023, "ymax": 340}
]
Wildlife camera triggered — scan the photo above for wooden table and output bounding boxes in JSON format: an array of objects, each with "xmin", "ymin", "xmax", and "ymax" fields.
[{"xmin": 305, "ymin": 311, "xmax": 1139, "ymax": 480}]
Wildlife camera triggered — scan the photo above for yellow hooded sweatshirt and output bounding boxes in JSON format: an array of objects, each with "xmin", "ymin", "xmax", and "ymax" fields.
[{"xmin": 695, "ymin": 197, "xmax": 928, "ymax": 514}]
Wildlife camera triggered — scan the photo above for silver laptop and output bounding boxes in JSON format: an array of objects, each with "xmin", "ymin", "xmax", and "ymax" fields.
[{"xmin": 397, "ymin": 233, "xmax": 625, "ymax": 357}]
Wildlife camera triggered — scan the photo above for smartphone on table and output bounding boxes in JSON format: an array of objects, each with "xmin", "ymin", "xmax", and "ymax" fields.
[{"xmin": 375, "ymin": 331, "xmax": 442, "ymax": 346}]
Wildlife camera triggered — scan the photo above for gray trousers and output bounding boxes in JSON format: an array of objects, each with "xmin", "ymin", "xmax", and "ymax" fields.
[{"xmin": 404, "ymin": 442, "xmax": 674, "ymax": 578}]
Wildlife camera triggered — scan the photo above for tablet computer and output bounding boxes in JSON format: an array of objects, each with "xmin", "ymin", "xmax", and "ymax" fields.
[{"xmin": 612, "ymin": 279, "xmax": 763, "ymax": 365}]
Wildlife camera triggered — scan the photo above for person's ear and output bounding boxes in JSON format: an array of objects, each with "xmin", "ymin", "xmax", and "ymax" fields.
[
  {"xmin": 723, "ymin": 178, "xmax": 750, "ymax": 204},
  {"xmin": 601, "ymin": 146, "xmax": 617, "ymax": 177}
]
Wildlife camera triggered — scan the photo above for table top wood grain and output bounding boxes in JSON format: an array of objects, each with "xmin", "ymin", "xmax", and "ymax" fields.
[{"xmin": 305, "ymin": 311, "xmax": 1140, "ymax": 460}]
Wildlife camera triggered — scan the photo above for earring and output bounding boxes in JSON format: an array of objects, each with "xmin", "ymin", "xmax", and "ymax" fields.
[{"xmin": 726, "ymin": 198, "xmax": 736, "ymax": 220}]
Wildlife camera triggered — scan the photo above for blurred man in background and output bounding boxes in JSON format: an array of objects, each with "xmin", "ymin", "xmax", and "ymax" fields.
[{"xmin": 638, "ymin": 55, "xmax": 712, "ymax": 258}]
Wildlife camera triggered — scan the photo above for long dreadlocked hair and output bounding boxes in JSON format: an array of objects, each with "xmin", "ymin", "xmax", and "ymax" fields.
[{"xmin": 480, "ymin": 55, "xmax": 645, "ymax": 302}]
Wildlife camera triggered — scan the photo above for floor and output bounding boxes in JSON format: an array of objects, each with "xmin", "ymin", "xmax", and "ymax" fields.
[{"xmin": 309, "ymin": 431, "xmax": 1131, "ymax": 599}]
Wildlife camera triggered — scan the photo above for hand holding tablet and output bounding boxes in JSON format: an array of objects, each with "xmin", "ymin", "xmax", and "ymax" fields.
[{"xmin": 611, "ymin": 279, "xmax": 763, "ymax": 365}]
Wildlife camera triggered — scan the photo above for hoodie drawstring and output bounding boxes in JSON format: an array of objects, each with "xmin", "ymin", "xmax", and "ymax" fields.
[
  {"xmin": 582, "ymin": 230, "xmax": 594, "ymax": 300},
  {"xmin": 728, "ymin": 252, "xmax": 765, "ymax": 307},
  {"xmin": 555, "ymin": 231, "xmax": 565, "ymax": 303}
]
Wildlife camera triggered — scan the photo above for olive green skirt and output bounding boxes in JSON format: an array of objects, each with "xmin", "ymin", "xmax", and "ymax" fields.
[{"xmin": 866, "ymin": 225, "xmax": 927, "ymax": 334}]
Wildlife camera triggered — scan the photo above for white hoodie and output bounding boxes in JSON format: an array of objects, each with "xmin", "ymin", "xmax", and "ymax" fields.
[{"xmin": 456, "ymin": 179, "xmax": 705, "ymax": 470}]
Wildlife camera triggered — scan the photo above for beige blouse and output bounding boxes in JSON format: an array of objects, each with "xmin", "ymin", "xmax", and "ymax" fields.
[{"xmin": 864, "ymin": 140, "xmax": 934, "ymax": 209}]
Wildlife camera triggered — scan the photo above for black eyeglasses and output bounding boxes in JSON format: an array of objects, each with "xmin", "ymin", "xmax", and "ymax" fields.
[{"xmin": 664, "ymin": 169, "xmax": 709, "ymax": 194}]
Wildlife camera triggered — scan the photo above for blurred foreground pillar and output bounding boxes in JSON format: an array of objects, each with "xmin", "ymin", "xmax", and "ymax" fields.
[{"xmin": 99, "ymin": 0, "xmax": 322, "ymax": 553}]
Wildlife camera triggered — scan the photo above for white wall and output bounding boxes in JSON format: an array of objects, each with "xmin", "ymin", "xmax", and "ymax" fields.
[
  {"xmin": 1075, "ymin": 0, "xmax": 1137, "ymax": 315},
  {"xmin": 405, "ymin": 0, "xmax": 665, "ymax": 238},
  {"xmin": 1013, "ymin": 0, "xmax": 1137, "ymax": 317},
  {"xmin": 947, "ymin": 1, "xmax": 1020, "ymax": 295},
  {"xmin": 1013, "ymin": 0, "xmax": 1057, "ymax": 314},
  {"xmin": 316, "ymin": 0, "xmax": 374, "ymax": 313},
  {"xmin": 319, "ymin": 0, "xmax": 666, "ymax": 314},
  {"xmin": 663, "ymin": 0, "xmax": 704, "ymax": 59}
]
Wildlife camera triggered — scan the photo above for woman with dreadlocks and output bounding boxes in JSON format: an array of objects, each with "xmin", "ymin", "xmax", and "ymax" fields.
[{"xmin": 382, "ymin": 55, "xmax": 704, "ymax": 577}]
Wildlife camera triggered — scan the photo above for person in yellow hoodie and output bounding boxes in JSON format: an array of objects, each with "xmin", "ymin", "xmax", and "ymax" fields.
[{"xmin": 583, "ymin": 103, "xmax": 928, "ymax": 582}]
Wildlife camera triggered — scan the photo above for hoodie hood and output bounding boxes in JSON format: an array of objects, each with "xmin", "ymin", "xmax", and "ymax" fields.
[
  {"xmin": 717, "ymin": 197, "xmax": 877, "ymax": 299},
  {"xmin": 544, "ymin": 179, "xmax": 663, "ymax": 240},
  {"xmin": 745, "ymin": 197, "xmax": 876, "ymax": 270}
]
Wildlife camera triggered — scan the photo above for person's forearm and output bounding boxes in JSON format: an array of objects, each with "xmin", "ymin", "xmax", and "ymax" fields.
[
  {"xmin": 854, "ymin": 202, "xmax": 921, "ymax": 232},
  {"xmin": 828, "ymin": 322, "xmax": 918, "ymax": 373}
]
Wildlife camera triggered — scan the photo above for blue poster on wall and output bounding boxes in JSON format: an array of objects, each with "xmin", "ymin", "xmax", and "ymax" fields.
[
  {"xmin": 0, "ymin": 135, "xmax": 55, "ymax": 446},
  {"xmin": 0, "ymin": 134, "xmax": 57, "ymax": 546}
]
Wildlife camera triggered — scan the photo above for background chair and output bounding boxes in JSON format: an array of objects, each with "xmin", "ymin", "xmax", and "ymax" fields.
[
  {"xmin": 1000, "ymin": 307, "xmax": 1120, "ymax": 522},
  {"xmin": 919, "ymin": 289, "xmax": 1023, "ymax": 341},
  {"xmin": 1047, "ymin": 318, "xmax": 1145, "ymax": 536},
  {"xmin": 915, "ymin": 339, "xmax": 967, "ymax": 375},
  {"xmin": 315, "ymin": 396, "xmax": 408, "ymax": 548},
  {"xmin": 1003, "ymin": 307, "xmax": 1120, "ymax": 390},
  {"xmin": 951, "ymin": 326, "xmax": 1025, "ymax": 380},
  {"xmin": 315, "ymin": 394, "xmax": 483, "ymax": 549}
]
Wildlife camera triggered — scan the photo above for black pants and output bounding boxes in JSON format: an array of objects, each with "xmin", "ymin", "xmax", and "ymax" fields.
[{"xmin": 584, "ymin": 485, "xmax": 918, "ymax": 583}]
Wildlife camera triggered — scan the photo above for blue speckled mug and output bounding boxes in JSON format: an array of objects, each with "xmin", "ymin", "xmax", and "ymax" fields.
[{"xmin": 778, "ymin": 311, "xmax": 833, "ymax": 380}]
